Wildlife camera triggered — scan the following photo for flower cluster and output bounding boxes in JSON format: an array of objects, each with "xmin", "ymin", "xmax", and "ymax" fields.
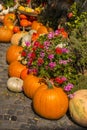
[{"xmin": 20, "ymin": 28, "xmax": 78, "ymax": 94}]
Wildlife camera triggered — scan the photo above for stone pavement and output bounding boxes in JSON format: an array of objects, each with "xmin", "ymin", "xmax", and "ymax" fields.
[{"xmin": 0, "ymin": 43, "xmax": 87, "ymax": 130}]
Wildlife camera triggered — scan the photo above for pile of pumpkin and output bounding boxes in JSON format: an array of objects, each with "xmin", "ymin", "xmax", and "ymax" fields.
[
  {"xmin": 0, "ymin": 11, "xmax": 52, "ymax": 43},
  {"xmin": 3, "ymin": 13, "xmax": 87, "ymax": 127}
]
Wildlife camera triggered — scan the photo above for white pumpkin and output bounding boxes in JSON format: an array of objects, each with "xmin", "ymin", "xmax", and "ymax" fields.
[
  {"xmin": 7, "ymin": 77, "xmax": 23, "ymax": 92},
  {"xmin": 21, "ymin": 30, "xmax": 37, "ymax": 45}
]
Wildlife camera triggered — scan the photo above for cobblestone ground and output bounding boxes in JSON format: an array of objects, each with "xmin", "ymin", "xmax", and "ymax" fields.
[{"xmin": 0, "ymin": 43, "xmax": 86, "ymax": 130}]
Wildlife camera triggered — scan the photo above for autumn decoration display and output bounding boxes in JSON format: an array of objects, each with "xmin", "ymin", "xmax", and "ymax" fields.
[{"xmin": 0, "ymin": 0, "xmax": 87, "ymax": 125}]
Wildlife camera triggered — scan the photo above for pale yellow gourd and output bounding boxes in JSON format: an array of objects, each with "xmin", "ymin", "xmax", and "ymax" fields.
[{"xmin": 69, "ymin": 89, "xmax": 87, "ymax": 127}]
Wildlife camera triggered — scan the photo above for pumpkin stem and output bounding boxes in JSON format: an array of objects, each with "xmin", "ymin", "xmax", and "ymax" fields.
[
  {"xmin": 39, "ymin": 78, "xmax": 54, "ymax": 89},
  {"xmin": 46, "ymin": 78, "xmax": 53, "ymax": 89}
]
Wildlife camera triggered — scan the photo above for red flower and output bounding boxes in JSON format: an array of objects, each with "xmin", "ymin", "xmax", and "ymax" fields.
[
  {"xmin": 21, "ymin": 51, "xmax": 27, "ymax": 57},
  {"xmin": 38, "ymin": 58, "xmax": 44, "ymax": 65},
  {"xmin": 31, "ymin": 52, "xmax": 36, "ymax": 59},
  {"xmin": 34, "ymin": 41, "xmax": 40, "ymax": 47},
  {"xmin": 55, "ymin": 77, "xmax": 64, "ymax": 84},
  {"xmin": 28, "ymin": 58, "xmax": 33, "ymax": 66},
  {"xmin": 58, "ymin": 28, "xmax": 68, "ymax": 38},
  {"xmin": 33, "ymin": 41, "xmax": 44, "ymax": 50},
  {"xmin": 55, "ymin": 47, "xmax": 62, "ymax": 54},
  {"xmin": 39, "ymin": 44, "xmax": 44, "ymax": 49},
  {"xmin": 32, "ymin": 47, "xmax": 37, "ymax": 51},
  {"xmin": 32, "ymin": 68, "xmax": 38, "ymax": 75},
  {"xmin": 57, "ymin": 28, "xmax": 65, "ymax": 33}
]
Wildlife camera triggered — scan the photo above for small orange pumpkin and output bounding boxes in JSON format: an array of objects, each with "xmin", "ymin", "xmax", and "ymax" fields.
[
  {"xmin": 37, "ymin": 25, "xmax": 48, "ymax": 35},
  {"xmin": 31, "ymin": 21, "xmax": 42, "ymax": 31},
  {"xmin": 6, "ymin": 45, "xmax": 23, "ymax": 64},
  {"xmin": 20, "ymin": 19, "xmax": 30, "ymax": 27},
  {"xmin": 19, "ymin": 14, "xmax": 27, "ymax": 19},
  {"xmin": 23, "ymin": 74, "xmax": 44, "ymax": 99},
  {"xmin": 13, "ymin": 26, "xmax": 20, "ymax": 33},
  {"xmin": 3, "ymin": 13, "xmax": 16, "ymax": 25},
  {"xmin": 33, "ymin": 81, "xmax": 69, "ymax": 119},
  {"xmin": 8, "ymin": 61, "xmax": 26, "ymax": 78}
]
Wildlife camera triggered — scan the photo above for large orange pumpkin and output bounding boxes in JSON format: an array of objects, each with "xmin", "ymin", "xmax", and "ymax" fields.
[
  {"xmin": 23, "ymin": 74, "xmax": 44, "ymax": 99},
  {"xmin": 33, "ymin": 82, "xmax": 68, "ymax": 119},
  {"xmin": 8, "ymin": 61, "xmax": 26, "ymax": 78},
  {"xmin": 0, "ymin": 26, "xmax": 13, "ymax": 42},
  {"xmin": 6, "ymin": 45, "xmax": 23, "ymax": 64}
]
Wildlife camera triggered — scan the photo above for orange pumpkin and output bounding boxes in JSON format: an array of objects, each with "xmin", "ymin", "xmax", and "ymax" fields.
[
  {"xmin": 0, "ymin": 26, "xmax": 13, "ymax": 42},
  {"xmin": 20, "ymin": 19, "xmax": 30, "ymax": 27},
  {"xmin": 23, "ymin": 74, "xmax": 44, "ymax": 99},
  {"xmin": 8, "ymin": 61, "xmax": 26, "ymax": 78},
  {"xmin": 6, "ymin": 45, "xmax": 23, "ymax": 64},
  {"xmin": 19, "ymin": 14, "xmax": 27, "ymax": 19},
  {"xmin": 20, "ymin": 68, "xmax": 29, "ymax": 80},
  {"xmin": 37, "ymin": 25, "xmax": 48, "ymax": 35},
  {"xmin": 33, "ymin": 82, "xmax": 69, "ymax": 119},
  {"xmin": 13, "ymin": 26, "xmax": 20, "ymax": 33},
  {"xmin": 31, "ymin": 21, "xmax": 42, "ymax": 31},
  {"xmin": 6, "ymin": 23, "xmax": 14, "ymax": 30},
  {"xmin": 3, "ymin": 13, "xmax": 16, "ymax": 25}
]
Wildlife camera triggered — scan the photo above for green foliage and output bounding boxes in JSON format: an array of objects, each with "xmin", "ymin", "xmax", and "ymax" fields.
[
  {"xmin": 66, "ymin": 2, "xmax": 87, "ymax": 74},
  {"xmin": 72, "ymin": 75, "xmax": 87, "ymax": 93},
  {"xmin": 66, "ymin": 2, "xmax": 87, "ymax": 30}
]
